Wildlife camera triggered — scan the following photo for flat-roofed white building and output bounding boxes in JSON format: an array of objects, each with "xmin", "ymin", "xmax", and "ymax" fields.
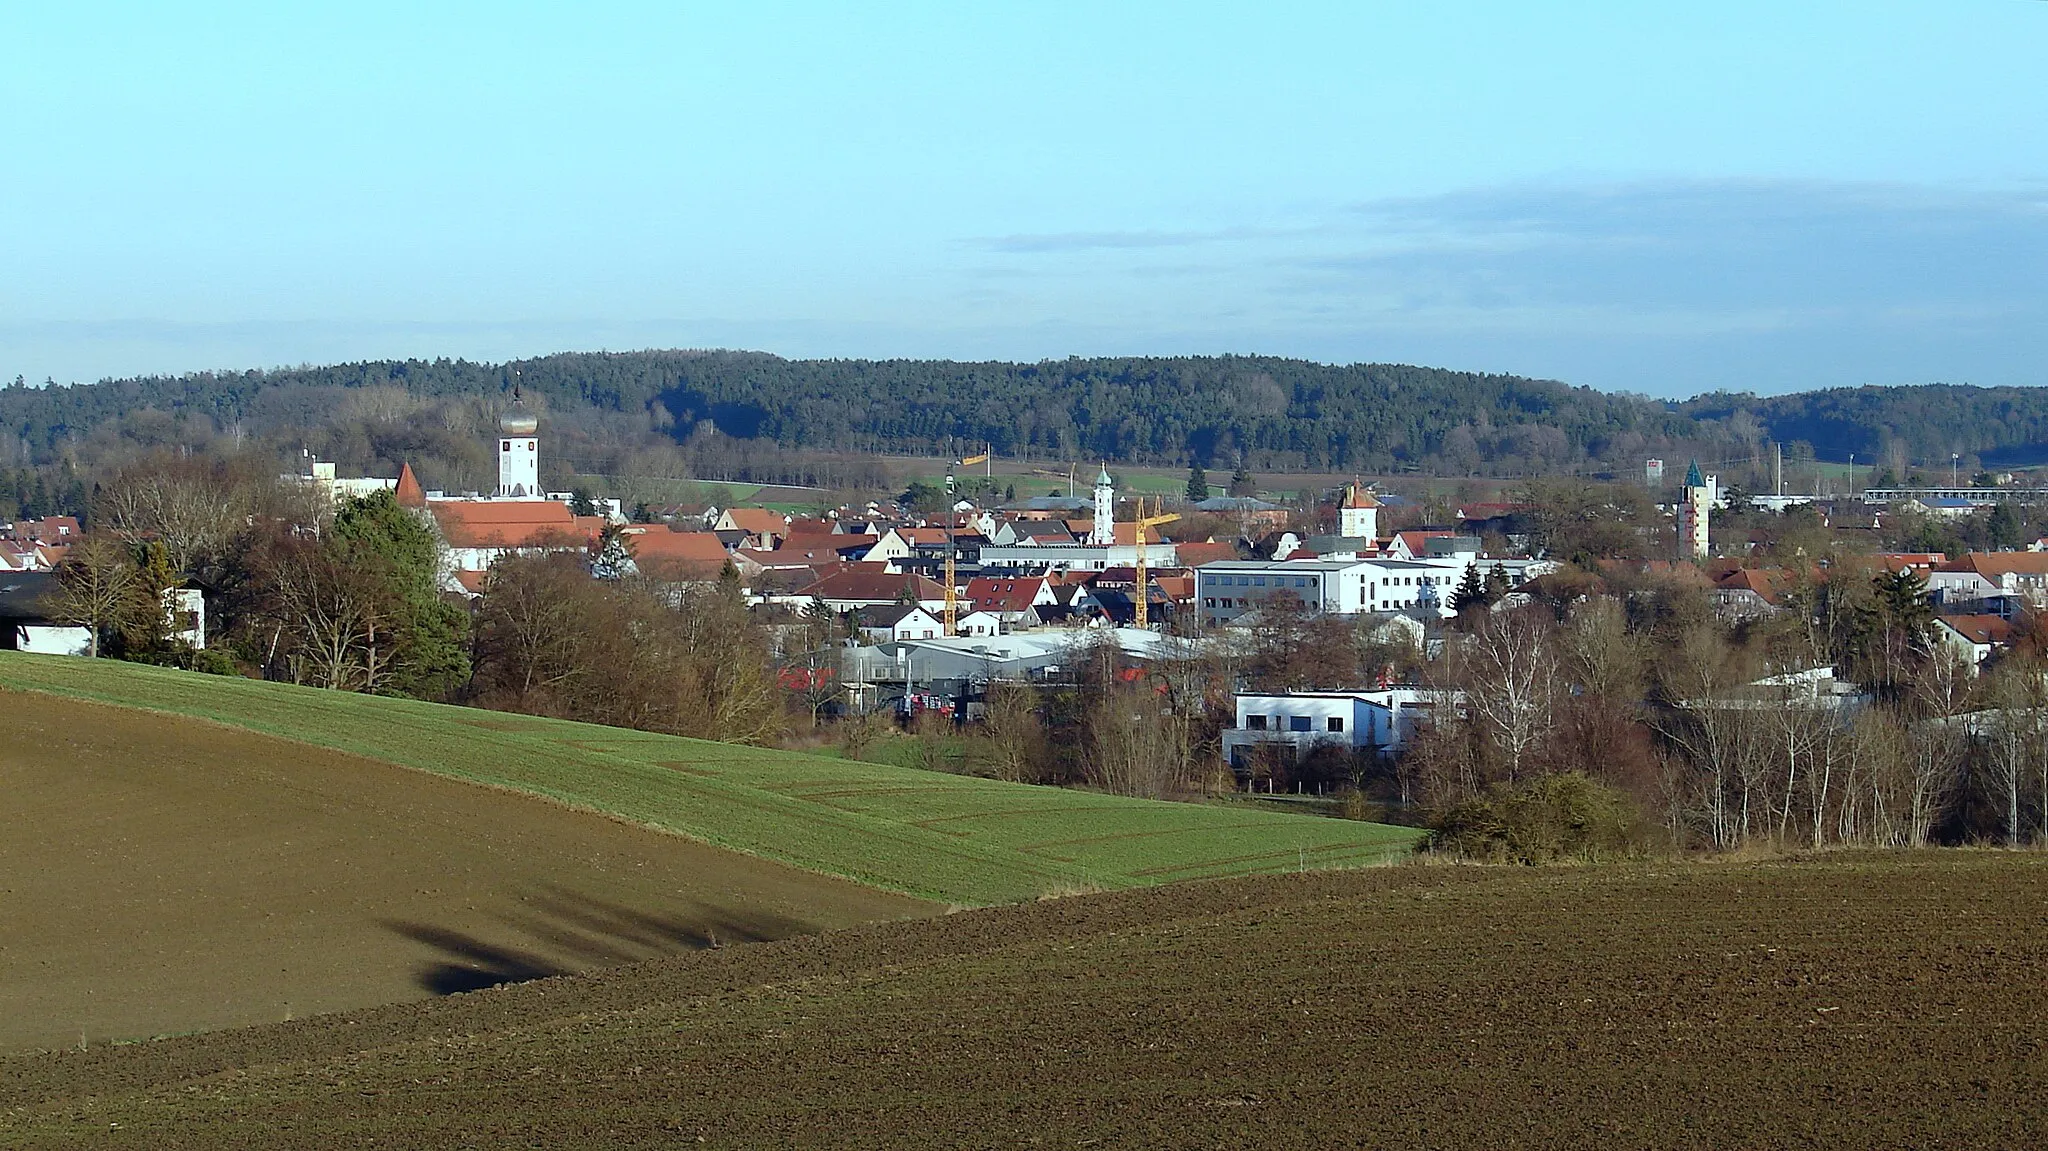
[
  {"xmin": 1220, "ymin": 688, "xmax": 1441, "ymax": 769},
  {"xmin": 1193, "ymin": 556, "xmax": 1473, "ymax": 626}
]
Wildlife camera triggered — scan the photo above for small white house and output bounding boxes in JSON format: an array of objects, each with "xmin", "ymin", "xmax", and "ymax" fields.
[
  {"xmin": 955, "ymin": 609, "xmax": 1005, "ymax": 638},
  {"xmin": 852, "ymin": 604, "xmax": 947, "ymax": 643}
]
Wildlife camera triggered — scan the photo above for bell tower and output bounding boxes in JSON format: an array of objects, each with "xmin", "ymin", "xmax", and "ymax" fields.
[
  {"xmin": 497, "ymin": 388, "xmax": 539, "ymax": 498},
  {"xmin": 1339, "ymin": 481, "xmax": 1381, "ymax": 540},
  {"xmin": 1090, "ymin": 466, "xmax": 1116, "ymax": 546}
]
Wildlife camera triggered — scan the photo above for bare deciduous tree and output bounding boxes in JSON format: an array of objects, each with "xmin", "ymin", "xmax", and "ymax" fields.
[{"xmin": 44, "ymin": 534, "xmax": 141, "ymax": 658}]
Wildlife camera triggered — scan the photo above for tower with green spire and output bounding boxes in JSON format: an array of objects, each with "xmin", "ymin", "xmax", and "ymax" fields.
[{"xmin": 1679, "ymin": 461, "xmax": 1710, "ymax": 559}]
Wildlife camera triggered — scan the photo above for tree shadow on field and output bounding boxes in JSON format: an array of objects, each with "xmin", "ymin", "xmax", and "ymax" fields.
[{"xmin": 382, "ymin": 886, "xmax": 813, "ymax": 996}]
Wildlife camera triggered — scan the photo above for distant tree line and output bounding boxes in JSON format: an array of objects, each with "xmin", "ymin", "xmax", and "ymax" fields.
[{"xmin": 18, "ymin": 354, "xmax": 2048, "ymax": 506}]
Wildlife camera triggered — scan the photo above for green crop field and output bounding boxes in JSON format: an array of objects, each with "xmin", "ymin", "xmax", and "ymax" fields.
[{"xmin": 0, "ymin": 654, "xmax": 1419, "ymax": 906}]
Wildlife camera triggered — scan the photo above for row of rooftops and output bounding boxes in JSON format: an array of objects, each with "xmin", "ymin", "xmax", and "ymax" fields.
[{"xmin": 1, "ymin": 516, "xmax": 80, "ymax": 572}]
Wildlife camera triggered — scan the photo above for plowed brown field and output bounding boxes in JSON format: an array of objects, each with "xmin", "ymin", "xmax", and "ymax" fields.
[
  {"xmin": 3, "ymin": 853, "xmax": 2043, "ymax": 1149},
  {"xmin": 0, "ymin": 692, "xmax": 934, "ymax": 1052}
]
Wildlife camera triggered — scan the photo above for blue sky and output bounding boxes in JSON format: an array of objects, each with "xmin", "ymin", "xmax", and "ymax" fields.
[{"xmin": 4, "ymin": 2, "xmax": 2045, "ymax": 395}]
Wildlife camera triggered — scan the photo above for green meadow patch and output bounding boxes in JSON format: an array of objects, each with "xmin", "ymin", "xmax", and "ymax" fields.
[{"xmin": 0, "ymin": 653, "xmax": 1419, "ymax": 905}]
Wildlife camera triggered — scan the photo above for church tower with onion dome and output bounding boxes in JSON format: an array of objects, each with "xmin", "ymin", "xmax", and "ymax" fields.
[
  {"xmin": 1090, "ymin": 466, "xmax": 1116, "ymax": 546},
  {"xmin": 497, "ymin": 388, "xmax": 540, "ymax": 497}
]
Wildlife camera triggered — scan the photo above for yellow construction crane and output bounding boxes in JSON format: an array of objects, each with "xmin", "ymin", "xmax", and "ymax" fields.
[
  {"xmin": 1131, "ymin": 496, "xmax": 1180, "ymax": 630},
  {"xmin": 958, "ymin": 444, "xmax": 990, "ymax": 476},
  {"xmin": 943, "ymin": 518, "xmax": 961, "ymax": 636}
]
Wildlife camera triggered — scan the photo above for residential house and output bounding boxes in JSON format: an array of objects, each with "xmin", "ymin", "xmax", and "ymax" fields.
[
  {"xmin": 955, "ymin": 608, "xmax": 1004, "ymax": 638},
  {"xmin": 618, "ymin": 527, "xmax": 734, "ymax": 581},
  {"xmin": 0, "ymin": 572, "xmax": 89, "ymax": 654},
  {"xmin": 1926, "ymin": 553, "xmax": 2048, "ymax": 607},
  {"xmin": 852, "ymin": 603, "xmax": 947, "ymax": 643},
  {"xmin": 715, "ymin": 508, "xmax": 792, "ymax": 549},
  {"xmin": 1711, "ymin": 567, "xmax": 1789, "ymax": 620},
  {"xmin": 964, "ymin": 575, "xmax": 1057, "ymax": 626},
  {"xmin": 1934, "ymin": 614, "xmax": 2014, "ymax": 671},
  {"xmin": 797, "ymin": 567, "xmax": 950, "ymax": 614}
]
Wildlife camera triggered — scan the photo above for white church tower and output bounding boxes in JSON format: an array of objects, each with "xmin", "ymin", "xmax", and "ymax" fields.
[
  {"xmin": 1090, "ymin": 466, "xmax": 1116, "ymax": 546},
  {"xmin": 1679, "ymin": 461, "xmax": 1711, "ymax": 559},
  {"xmin": 497, "ymin": 390, "xmax": 539, "ymax": 498},
  {"xmin": 1339, "ymin": 481, "xmax": 1381, "ymax": 540}
]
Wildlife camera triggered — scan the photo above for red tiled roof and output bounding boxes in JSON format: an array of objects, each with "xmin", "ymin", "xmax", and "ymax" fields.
[
  {"xmin": 723, "ymin": 508, "xmax": 790, "ymax": 535},
  {"xmin": 622, "ymin": 528, "xmax": 731, "ymax": 579},
  {"xmin": 801, "ymin": 568, "xmax": 948, "ymax": 604},
  {"xmin": 394, "ymin": 462, "xmax": 425, "ymax": 508},
  {"xmin": 1942, "ymin": 552, "xmax": 2048, "ymax": 578},
  {"xmin": 1939, "ymin": 614, "xmax": 2014, "ymax": 645},
  {"xmin": 1173, "ymin": 541, "xmax": 1238, "ymax": 567},
  {"xmin": 1713, "ymin": 567, "xmax": 1788, "ymax": 603},
  {"xmin": 774, "ymin": 535, "xmax": 877, "ymax": 563},
  {"xmin": 1395, "ymin": 530, "xmax": 1453, "ymax": 553},
  {"xmin": 429, "ymin": 500, "xmax": 599, "ymax": 549},
  {"xmin": 965, "ymin": 576, "xmax": 1050, "ymax": 613}
]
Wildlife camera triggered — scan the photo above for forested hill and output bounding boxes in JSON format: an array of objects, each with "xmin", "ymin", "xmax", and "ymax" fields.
[
  {"xmin": 1679, "ymin": 384, "xmax": 2048, "ymax": 469},
  {"xmin": 4, "ymin": 351, "xmax": 2046, "ymax": 484},
  {"xmin": 4, "ymin": 352, "xmax": 1677, "ymax": 475}
]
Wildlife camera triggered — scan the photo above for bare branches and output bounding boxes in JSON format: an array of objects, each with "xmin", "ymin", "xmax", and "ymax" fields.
[{"xmin": 44, "ymin": 535, "xmax": 143, "ymax": 658}]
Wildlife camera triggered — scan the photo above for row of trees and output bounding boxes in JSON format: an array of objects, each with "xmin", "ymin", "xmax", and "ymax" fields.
[
  {"xmin": 1407, "ymin": 579, "xmax": 2048, "ymax": 850},
  {"xmin": 45, "ymin": 453, "xmax": 785, "ymax": 746}
]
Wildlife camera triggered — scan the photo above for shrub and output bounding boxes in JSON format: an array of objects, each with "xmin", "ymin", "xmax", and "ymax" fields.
[{"xmin": 1426, "ymin": 772, "xmax": 1650, "ymax": 864}]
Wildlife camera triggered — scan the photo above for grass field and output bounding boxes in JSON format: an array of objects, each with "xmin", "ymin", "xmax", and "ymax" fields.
[
  {"xmin": 0, "ymin": 654, "xmax": 1420, "ymax": 907},
  {"xmin": 0, "ymin": 693, "xmax": 930, "ymax": 1051},
  {"xmin": 4, "ymin": 853, "xmax": 2040, "ymax": 1148}
]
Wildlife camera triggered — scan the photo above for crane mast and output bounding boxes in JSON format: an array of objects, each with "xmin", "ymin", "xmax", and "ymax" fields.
[{"xmin": 1132, "ymin": 496, "xmax": 1180, "ymax": 630}]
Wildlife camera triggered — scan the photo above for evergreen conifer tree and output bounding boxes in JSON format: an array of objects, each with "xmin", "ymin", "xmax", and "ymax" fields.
[
  {"xmin": 1451, "ymin": 563, "xmax": 1488, "ymax": 614},
  {"xmin": 590, "ymin": 525, "xmax": 634, "ymax": 581}
]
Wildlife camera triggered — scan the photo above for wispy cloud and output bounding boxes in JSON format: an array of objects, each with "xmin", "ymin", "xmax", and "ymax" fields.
[{"xmin": 971, "ymin": 224, "xmax": 1310, "ymax": 253}]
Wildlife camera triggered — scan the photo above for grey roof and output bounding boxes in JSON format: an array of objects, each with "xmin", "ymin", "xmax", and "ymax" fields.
[
  {"xmin": 1194, "ymin": 496, "xmax": 1280, "ymax": 512},
  {"xmin": 0, "ymin": 572, "xmax": 58, "ymax": 620},
  {"xmin": 854, "ymin": 603, "xmax": 935, "ymax": 628},
  {"xmin": 1002, "ymin": 496, "xmax": 1091, "ymax": 512}
]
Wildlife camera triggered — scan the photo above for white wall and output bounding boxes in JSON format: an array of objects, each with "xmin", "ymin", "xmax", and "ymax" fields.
[{"xmin": 15, "ymin": 624, "xmax": 92, "ymax": 656}]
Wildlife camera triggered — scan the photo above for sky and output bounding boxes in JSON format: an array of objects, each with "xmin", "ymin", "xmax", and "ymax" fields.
[{"xmin": 4, "ymin": 1, "xmax": 2046, "ymax": 396}]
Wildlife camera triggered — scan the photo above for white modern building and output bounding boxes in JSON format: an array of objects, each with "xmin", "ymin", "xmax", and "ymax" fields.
[
  {"xmin": 1220, "ymin": 688, "xmax": 1440, "ymax": 769},
  {"xmin": 1194, "ymin": 556, "xmax": 1474, "ymax": 626}
]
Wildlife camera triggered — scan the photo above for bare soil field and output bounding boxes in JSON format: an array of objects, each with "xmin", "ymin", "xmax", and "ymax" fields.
[
  {"xmin": 0, "ymin": 691, "xmax": 934, "ymax": 1052},
  {"xmin": 3, "ymin": 853, "xmax": 2043, "ymax": 1149}
]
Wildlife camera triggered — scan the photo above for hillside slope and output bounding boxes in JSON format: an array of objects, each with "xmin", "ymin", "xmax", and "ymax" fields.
[
  {"xmin": 0, "ymin": 654, "xmax": 1419, "ymax": 906},
  {"xmin": 1, "ymin": 854, "xmax": 2039, "ymax": 1149},
  {"xmin": 0, "ymin": 691, "xmax": 931, "ymax": 1051}
]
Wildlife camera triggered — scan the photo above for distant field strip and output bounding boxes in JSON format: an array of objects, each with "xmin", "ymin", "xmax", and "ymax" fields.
[{"xmin": 0, "ymin": 654, "xmax": 1419, "ymax": 905}]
